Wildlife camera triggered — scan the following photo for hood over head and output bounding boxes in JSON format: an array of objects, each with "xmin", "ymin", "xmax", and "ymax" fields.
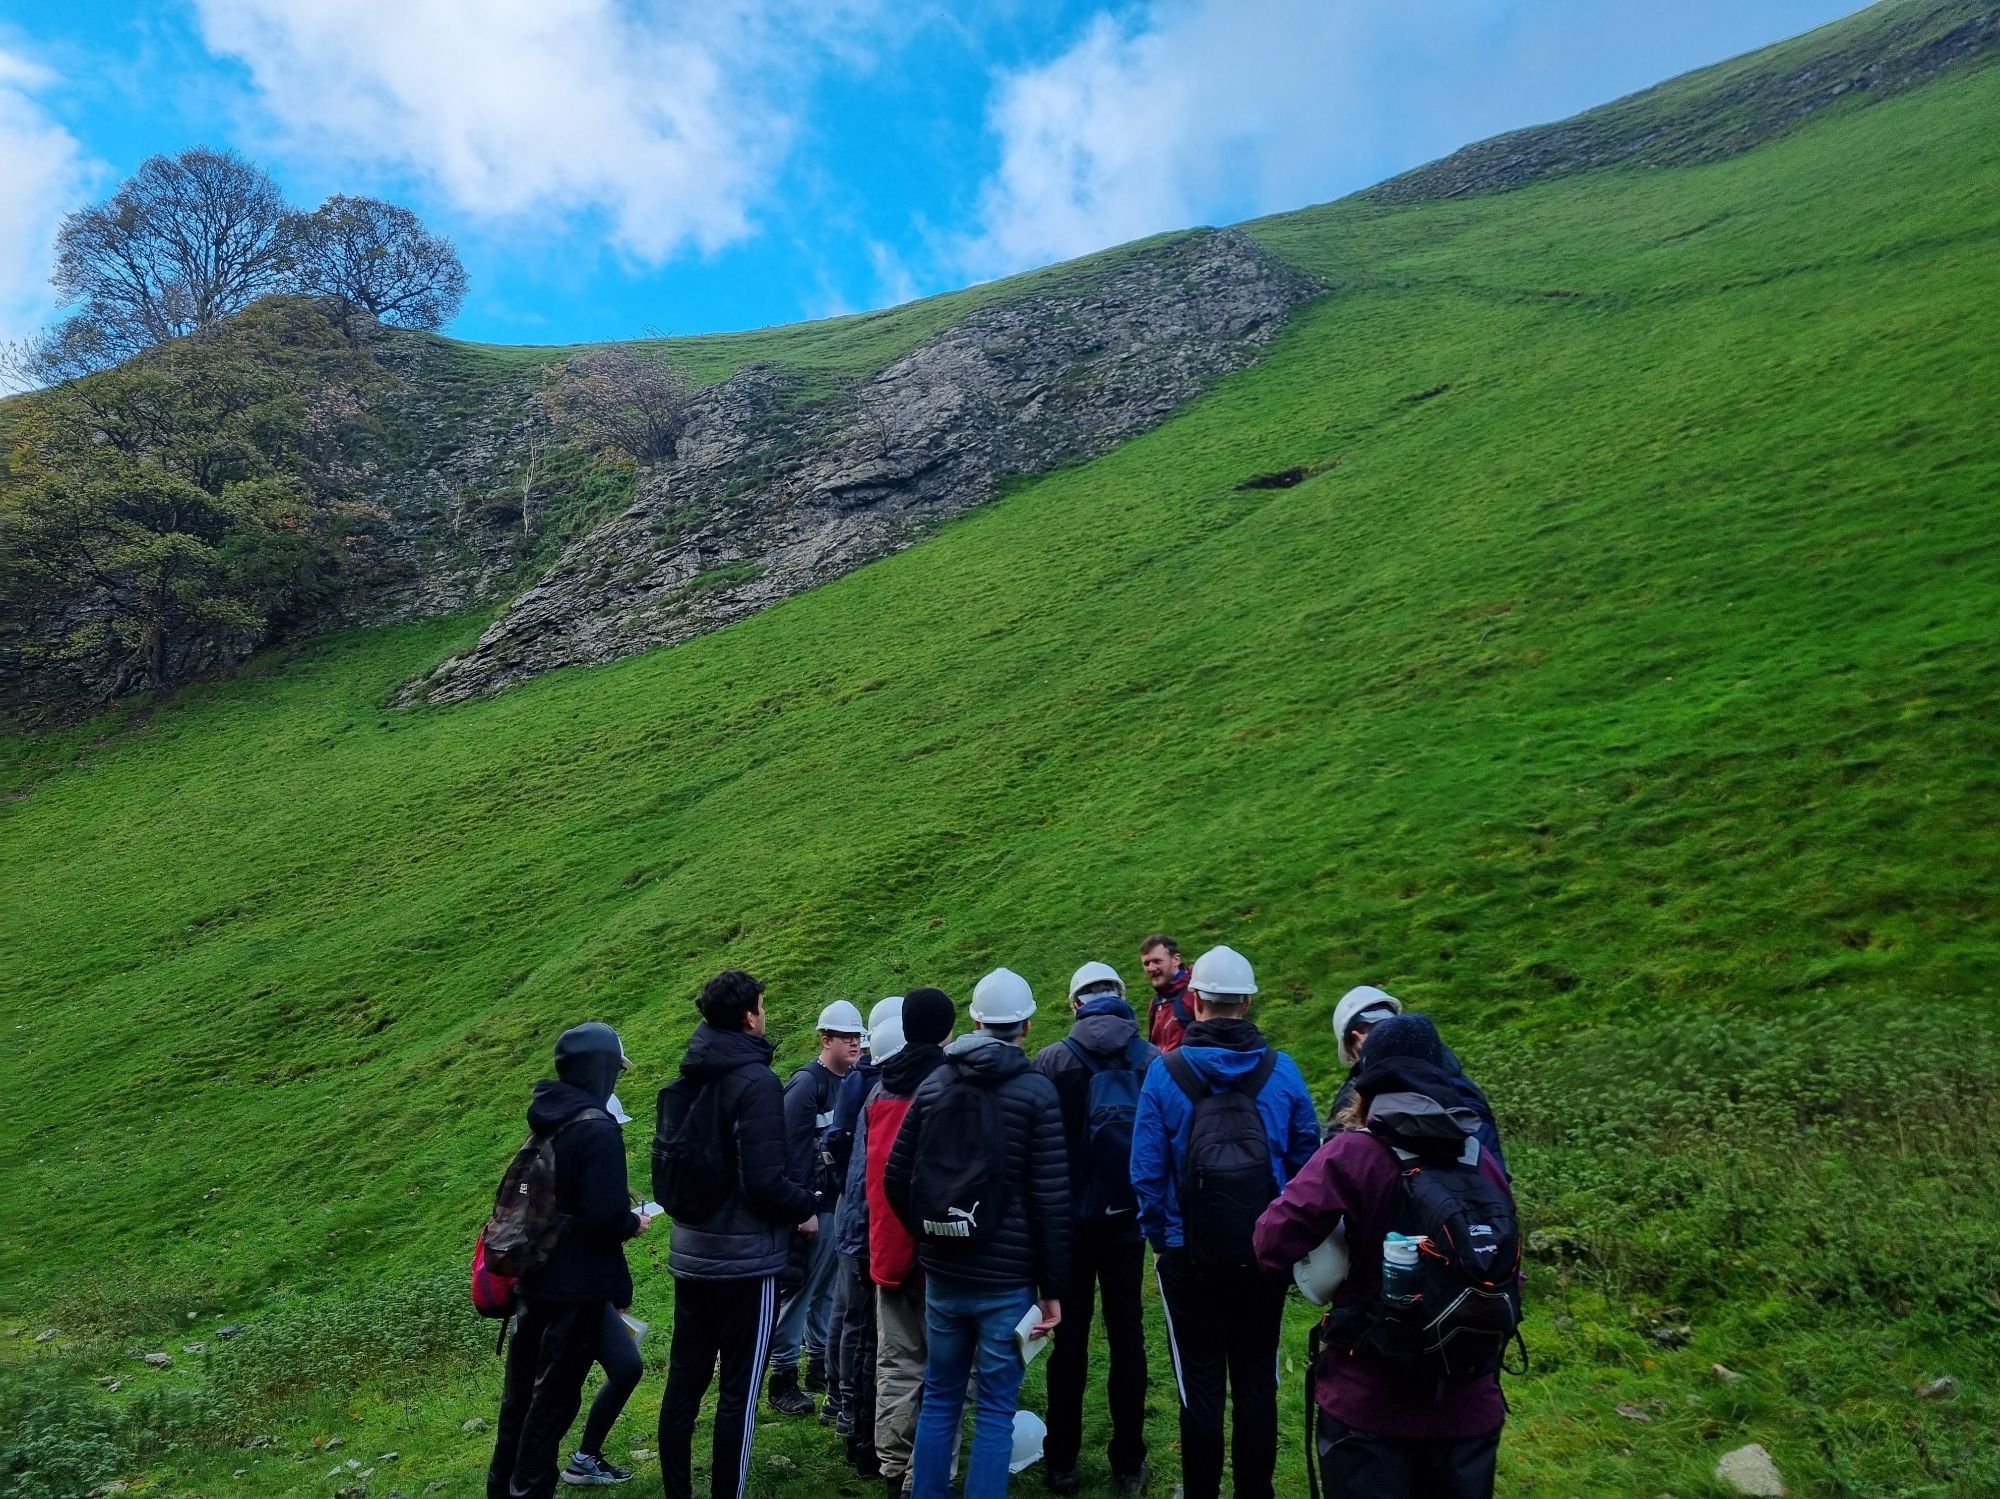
[
  {"xmin": 1070, "ymin": 994, "xmax": 1139, "ymax": 1055},
  {"xmin": 555, "ymin": 1021, "xmax": 627, "ymax": 1106},
  {"xmin": 527, "ymin": 1077, "xmax": 609, "ymax": 1134}
]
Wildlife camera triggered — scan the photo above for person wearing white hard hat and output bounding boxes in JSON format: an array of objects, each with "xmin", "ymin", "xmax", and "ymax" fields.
[
  {"xmin": 1130, "ymin": 946, "xmax": 1319, "ymax": 1499},
  {"xmin": 1031, "ymin": 961, "xmax": 1157, "ymax": 1495},
  {"xmin": 885, "ymin": 968, "xmax": 1071, "ymax": 1499},
  {"xmin": 1323, "ymin": 986, "xmax": 1506, "ymax": 1173},
  {"xmin": 826, "ymin": 998, "xmax": 905, "ymax": 1471},
  {"xmin": 767, "ymin": 998, "xmax": 867, "ymax": 1416}
]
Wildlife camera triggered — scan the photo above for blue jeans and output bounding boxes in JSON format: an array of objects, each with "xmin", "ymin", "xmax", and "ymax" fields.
[
  {"xmin": 769, "ymin": 1213, "xmax": 838, "ymax": 1376},
  {"xmin": 911, "ymin": 1277, "xmax": 1034, "ymax": 1499}
]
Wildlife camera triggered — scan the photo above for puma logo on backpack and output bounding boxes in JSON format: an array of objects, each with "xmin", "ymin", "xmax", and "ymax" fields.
[{"xmin": 911, "ymin": 1064, "xmax": 1010, "ymax": 1244}]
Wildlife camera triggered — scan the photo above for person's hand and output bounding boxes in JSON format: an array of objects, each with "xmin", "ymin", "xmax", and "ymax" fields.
[
  {"xmin": 798, "ymin": 1215, "xmax": 820, "ymax": 1237},
  {"xmin": 1031, "ymin": 1298, "xmax": 1061, "ymax": 1337},
  {"xmin": 633, "ymin": 1211, "xmax": 654, "ymax": 1235}
]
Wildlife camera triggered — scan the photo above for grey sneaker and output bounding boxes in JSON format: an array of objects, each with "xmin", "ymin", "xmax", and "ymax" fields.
[{"xmin": 561, "ymin": 1451, "xmax": 633, "ymax": 1485}]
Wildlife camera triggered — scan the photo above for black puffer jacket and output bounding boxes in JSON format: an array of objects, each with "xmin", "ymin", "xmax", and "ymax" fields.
[
  {"xmin": 884, "ymin": 1032, "xmax": 1071, "ymax": 1297},
  {"xmin": 667, "ymin": 1024, "xmax": 819, "ymax": 1281},
  {"xmin": 520, "ymin": 1079, "xmax": 640, "ymax": 1305}
]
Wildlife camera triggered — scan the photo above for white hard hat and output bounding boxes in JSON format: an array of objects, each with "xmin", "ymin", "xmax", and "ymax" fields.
[
  {"xmin": 871, "ymin": 1015, "xmax": 907, "ymax": 1064},
  {"xmin": 970, "ymin": 967, "xmax": 1036, "ymax": 1024},
  {"xmin": 1008, "ymin": 1408, "xmax": 1047, "ymax": 1475},
  {"xmin": 869, "ymin": 996, "xmax": 904, "ymax": 1032},
  {"xmin": 1189, "ymin": 944, "xmax": 1257, "ymax": 997},
  {"xmin": 1067, "ymin": 961, "xmax": 1126, "ymax": 1000},
  {"xmin": 817, "ymin": 999, "xmax": 866, "ymax": 1036},
  {"xmin": 1293, "ymin": 1225, "xmax": 1351, "ymax": 1306},
  {"xmin": 1332, "ymin": 985, "xmax": 1403, "ymax": 1066}
]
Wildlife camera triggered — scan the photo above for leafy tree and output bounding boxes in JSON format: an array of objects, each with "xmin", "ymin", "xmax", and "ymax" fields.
[
  {"xmin": 290, "ymin": 194, "xmax": 468, "ymax": 330},
  {"xmin": 0, "ymin": 299, "xmax": 391, "ymax": 698},
  {"xmin": 51, "ymin": 147, "xmax": 295, "ymax": 363},
  {"xmin": 536, "ymin": 345, "xmax": 692, "ymax": 466}
]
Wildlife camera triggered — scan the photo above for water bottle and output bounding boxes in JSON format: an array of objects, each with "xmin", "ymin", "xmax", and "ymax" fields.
[{"xmin": 1381, "ymin": 1232, "xmax": 1424, "ymax": 1303}]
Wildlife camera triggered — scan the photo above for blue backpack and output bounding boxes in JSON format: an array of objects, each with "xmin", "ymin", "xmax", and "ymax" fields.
[{"xmin": 1063, "ymin": 1036, "xmax": 1148, "ymax": 1219}]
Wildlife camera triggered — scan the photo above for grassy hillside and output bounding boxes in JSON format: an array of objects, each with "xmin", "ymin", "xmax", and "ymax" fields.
[{"xmin": 5, "ymin": 31, "xmax": 1999, "ymax": 1499}]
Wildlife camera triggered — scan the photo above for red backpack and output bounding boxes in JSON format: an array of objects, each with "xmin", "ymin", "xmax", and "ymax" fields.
[{"xmin": 866, "ymin": 1092, "xmax": 920, "ymax": 1287}]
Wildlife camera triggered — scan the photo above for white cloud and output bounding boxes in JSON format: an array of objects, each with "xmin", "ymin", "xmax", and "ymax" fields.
[
  {"xmin": 192, "ymin": 0, "xmax": 879, "ymax": 263},
  {"xmin": 0, "ymin": 47, "xmax": 90, "ymax": 347},
  {"xmin": 960, "ymin": 0, "xmax": 1857, "ymax": 277}
]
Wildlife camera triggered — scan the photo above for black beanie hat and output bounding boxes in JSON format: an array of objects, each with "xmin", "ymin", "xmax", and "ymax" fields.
[
  {"xmin": 901, "ymin": 987, "xmax": 955, "ymax": 1046},
  {"xmin": 1355, "ymin": 1012, "xmax": 1444, "ymax": 1073}
]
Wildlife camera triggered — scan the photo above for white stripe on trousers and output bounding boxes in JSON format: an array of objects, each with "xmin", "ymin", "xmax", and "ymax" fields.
[
  {"xmin": 1155, "ymin": 1263, "xmax": 1189, "ymax": 1406},
  {"xmin": 739, "ymin": 1275, "xmax": 776, "ymax": 1498}
]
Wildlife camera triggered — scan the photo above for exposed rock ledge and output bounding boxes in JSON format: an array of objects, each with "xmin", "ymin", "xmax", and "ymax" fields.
[{"xmin": 402, "ymin": 228, "xmax": 1318, "ymax": 705}]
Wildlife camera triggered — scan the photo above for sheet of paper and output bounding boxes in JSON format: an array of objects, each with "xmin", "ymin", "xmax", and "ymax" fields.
[
  {"xmin": 1014, "ymin": 1303, "xmax": 1051, "ymax": 1366},
  {"xmin": 619, "ymin": 1311, "xmax": 648, "ymax": 1346}
]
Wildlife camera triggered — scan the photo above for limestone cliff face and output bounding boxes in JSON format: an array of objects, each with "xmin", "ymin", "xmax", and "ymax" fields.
[{"xmin": 402, "ymin": 228, "xmax": 1317, "ymax": 704}]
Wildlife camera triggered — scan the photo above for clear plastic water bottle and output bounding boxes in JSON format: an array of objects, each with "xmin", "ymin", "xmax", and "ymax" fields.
[{"xmin": 1381, "ymin": 1232, "xmax": 1424, "ymax": 1303}]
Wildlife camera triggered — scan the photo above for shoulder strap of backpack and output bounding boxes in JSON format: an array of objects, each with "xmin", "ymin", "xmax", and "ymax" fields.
[
  {"xmin": 1123, "ymin": 1036, "xmax": 1150, "ymax": 1070},
  {"xmin": 1062, "ymin": 1036, "xmax": 1104, "ymax": 1075},
  {"xmin": 1233, "ymin": 1049, "xmax": 1279, "ymax": 1098},
  {"xmin": 542, "ymin": 1106, "xmax": 612, "ymax": 1143},
  {"xmin": 1163, "ymin": 1048, "xmax": 1204, "ymax": 1106}
]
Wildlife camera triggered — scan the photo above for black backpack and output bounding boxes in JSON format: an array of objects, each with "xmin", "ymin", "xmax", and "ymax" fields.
[
  {"xmin": 1063, "ymin": 1036, "xmax": 1147, "ymax": 1220},
  {"xmin": 910, "ymin": 1064, "xmax": 1010, "ymax": 1244},
  {"xmin": 651, "ymin": 1072, "xmax": 740, "ymax": 1222},
  {"xmin": 481, "ymin": 1108, "xmax": 610, "ymax": 1278},
  {"xmin": 1337, "ymin": 1137, "xmax": 1524, "ymax": 1388},
  {"xmin": 1165, "ymin": 1048, "xmax": 1279, "ymax": 1266}
]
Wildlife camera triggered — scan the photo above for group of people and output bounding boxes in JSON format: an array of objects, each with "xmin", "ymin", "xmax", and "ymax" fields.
[{"xmin": 484, "ymin": 933, "xmax": 1520, "ymax": 1499}]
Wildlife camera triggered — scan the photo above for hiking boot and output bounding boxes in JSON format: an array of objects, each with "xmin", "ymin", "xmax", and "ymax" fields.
[
  {"xmin": 1113, "ymin": 1460, "xmax": 1151, "ymax": 1495},
  {"xmin": 766, "ymin": 1370, "xmax": 815, "ymax": 1416},
  {"xmin": 1044, "ymin": 1468, "xmax": 1080, "ymax": 1494},
  {"xmin": 804, "ymin": 1355, "xmax": 829, "ymax": 1393},
  {"xmin": 561, "ymin": 1451, "xmax": 633, "ymax": 1485},
  {"xmin": 818, "ymin": 1395, "xmax": 841, "ymax": 1427}
]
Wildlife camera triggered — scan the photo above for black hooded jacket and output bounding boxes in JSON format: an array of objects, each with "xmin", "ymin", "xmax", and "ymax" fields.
[
  {"xmin": 520, "ymin": 1033, "xmax": 640, "ymax": 1306},
  {"xmin": 666, "ymin": 1023, "xmax": 819, "ymax": 1281},
  {"xmin": 884, "ymin": 1032, "xmax": 1071, "ymax": 1297}
]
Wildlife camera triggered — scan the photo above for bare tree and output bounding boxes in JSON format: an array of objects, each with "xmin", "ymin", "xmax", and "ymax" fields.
[
  {"xmin": 291, "ymin": 194, "xmax": 468, "ymax": 330},
  {"xmin": 51, "ymin": 147, "xmax": 295, "ymax": 364},
  {"xmin": 537, "ymin": 346, "xmax": 692, "ymax": 466}
]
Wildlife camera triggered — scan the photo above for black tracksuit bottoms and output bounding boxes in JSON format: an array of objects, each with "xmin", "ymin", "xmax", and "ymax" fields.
[
  {"xmin": 488, "ymin": 1298, "xmax": 603, "ymax": 1499},
  {"xmin": 1157, "ymin": 1252, "xmax": 1287, "ymax": 1499},
  {"xmin": 832, "ymin": 1251, "xmax": 877, "ymax": 1445},
  {"xmin": 1315, "ymin": 1409, "xmax": 1500, "ymax": 1499},
  {"xmin": 1045, "ymin": 1220, "xmax": 1148, "ymax": 1478},
  {"xmin": 656, "ymin": 1273, "xmax": 778, "ymax": 1499}
]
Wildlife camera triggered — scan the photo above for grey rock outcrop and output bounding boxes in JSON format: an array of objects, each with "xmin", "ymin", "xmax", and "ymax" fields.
[{"xmin": 403, "ymin": 229, "xmax": 1316, "ymax": 704}]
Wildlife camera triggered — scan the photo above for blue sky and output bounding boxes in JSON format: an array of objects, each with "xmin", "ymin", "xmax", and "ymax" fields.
[{"xmin": 0, "ymin": 0, "xmax": 1867, "ymax": 348}]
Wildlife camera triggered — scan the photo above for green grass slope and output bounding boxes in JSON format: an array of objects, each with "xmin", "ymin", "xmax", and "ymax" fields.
[{"xmin": 5, "ymin": 40, "xmax": 2000, "ymax": 1499}]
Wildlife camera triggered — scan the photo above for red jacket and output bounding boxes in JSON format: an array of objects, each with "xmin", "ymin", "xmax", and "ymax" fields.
[
  {"xmin": 865, "ymin": 1090, "xmax": 919, "ymax": 1287},
  {"xmin": 1148, "ymin": 968, "xmax": 1194, "ymax": 1052}
]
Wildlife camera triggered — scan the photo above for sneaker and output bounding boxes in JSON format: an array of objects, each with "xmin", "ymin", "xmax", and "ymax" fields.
[
  {"xmin": 1045, "ymin": 1469, "xmax": 1080, "ymax": 1495},
  {"xmin": 804, "ymin": 1356, "xmax": 829, "ymax": 1394},
  {"xmin": 1113, "ymin": 1460, "xmax": 1151, "ymax": 1495},
  {"xmin": 766, "ymin": 1371, "xmax": 816, "ymax": 1417},
  {"xmin": 561, "ymin": 1452, "xmax": 633, "ymax": 1486}
]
